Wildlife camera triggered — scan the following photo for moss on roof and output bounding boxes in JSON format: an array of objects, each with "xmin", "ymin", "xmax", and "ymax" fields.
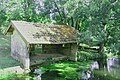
[{"xmin": 6, "ymin": 21, "xmax": 80, "ymax": 44}]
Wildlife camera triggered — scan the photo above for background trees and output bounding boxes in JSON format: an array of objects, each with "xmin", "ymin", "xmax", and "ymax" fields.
[{"xmin": 0, "ymin": 0, "xmax": 120, "ymax": 60}]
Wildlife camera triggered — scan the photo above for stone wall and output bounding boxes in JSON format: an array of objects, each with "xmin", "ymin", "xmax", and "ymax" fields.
[
  {"xmin": 42, "ymin": 44, "xmax": 73, "ymax": 55},
  {"xmin": 60, "ymin": 43, "xmax": 78, "ymax": 61},
  {"xmin": 60, "ymin": 44, "xmax": 71, "ymax": 55},
  {"xmin": 42, "ymin": 44, "xmax": 62, "ymax": 54},
  {"xmin": 42, "ymin": 43, "xmax": 78, "ymax": 61},
  {"xmin": 11, "ymin": 30, "xmax": 30, "ymax": 69},
  {"xmin": 0, "ymin": 66, "xmax": 24, "ymax": 76}
]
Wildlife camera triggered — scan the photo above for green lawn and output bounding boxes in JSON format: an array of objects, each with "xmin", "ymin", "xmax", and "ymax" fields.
[{"xmin": 0, "ymin": 34, "xmax": 21, "ymax": 69}]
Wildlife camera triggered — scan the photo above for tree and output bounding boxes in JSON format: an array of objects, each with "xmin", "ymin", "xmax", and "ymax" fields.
[
  {"xmin": 0, "ymin": 0, "xmax": 119, "ymax": 61},
  {"xmin": 41, "ymin": 0, "xmax": 120, "ymax": 68},
  {"xmin": 0, "ymin": 0, "xmax": 53, "ymax": 33}
]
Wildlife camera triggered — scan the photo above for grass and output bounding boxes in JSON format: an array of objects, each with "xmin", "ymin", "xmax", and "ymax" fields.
[
  {"xmin": 0, "ymin": 74, "xmax": 33, "ymax": 80},
  {"xmin": 0, "ymin": 34, "xmax": 21, "ymax": 69},
  {"xmin": 93, "ymin": 69, "xmax": 120, "ymax": 80}
]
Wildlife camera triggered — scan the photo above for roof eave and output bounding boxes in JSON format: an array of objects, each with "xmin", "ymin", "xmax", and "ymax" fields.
[
  {"xmin": 4, "ymin": 23, "xmax": 12, "ymax": 35},
  {"xmin": 29, "ymin": 41, "xmax": 79, "ymax": 45},
  {"xmin": 5, "ymin": 21, "xmax": 30, "ymax": 46}
]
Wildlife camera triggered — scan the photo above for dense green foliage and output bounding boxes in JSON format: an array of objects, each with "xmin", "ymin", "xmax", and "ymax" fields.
[
  {"xmin": 0, "ymin": 0, "xmax": 120, "ymax": 79},
  {"xmin": 40, "ymin": 61, "xmax": 92, "ymax": 80},
  {"xmin": 0, "ymin": 0, "xmax": 119, "ymax": 56},
  {"xmin": 0, "ymin": 0, "xmax": 54, "ymax": 33}
]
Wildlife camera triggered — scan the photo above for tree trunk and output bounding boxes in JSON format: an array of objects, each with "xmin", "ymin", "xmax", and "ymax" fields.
[
  {"xmin": 98, "ymin": 42, "xmax": 105, "ymax": 69},
  {"xmin": 98, "ymin": 24, "xmax": 107, "ymax": 69},
  {"xmin": 53, "ymin": 1, "xmax": 63, "ymax": 22},
  {"xmin": 75, "ymin": 19, "xmax": 79, "ymax": 30},
  {"xmin": 71, "ymin": 17, "xmax": 74, "ymax": 27}
]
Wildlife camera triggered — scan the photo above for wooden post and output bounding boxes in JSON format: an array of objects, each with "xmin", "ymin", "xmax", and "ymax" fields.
[{"xmin": 70, "ymin": 43, "xmax": 78, "ymax": 61}]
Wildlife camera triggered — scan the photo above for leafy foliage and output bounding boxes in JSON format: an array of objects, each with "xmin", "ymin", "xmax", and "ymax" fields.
[
  {"xmin": 0, "ymin": 0, "xmax": 120, "ymax": 70},
  {"xmin": 0, "ymin": 0, "xmax": 120, "ymax": 79},
  {"xmin": 37, "ymin": 0, "xmax": 120, "ymax": 56},
  {"xmin": 0, "ymin": 0, "xmax": 54, "ymax": 33},
  {"xmin": 40, "ymin": 61, "xmax": 92, "ymax": 80}
]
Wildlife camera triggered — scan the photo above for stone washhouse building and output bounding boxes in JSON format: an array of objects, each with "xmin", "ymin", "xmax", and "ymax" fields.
[{"xmin": 6, "ymin": 21, "xmax": 80, "ymax": 70}]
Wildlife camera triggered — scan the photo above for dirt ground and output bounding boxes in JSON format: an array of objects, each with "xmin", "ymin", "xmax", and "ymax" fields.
[{"xmin": 0, "ymin": 34, "xmax": 21, "ymax": 69}]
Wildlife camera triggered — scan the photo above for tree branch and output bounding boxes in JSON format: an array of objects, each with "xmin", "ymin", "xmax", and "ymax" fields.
[{"xmin": 53, "ymin": 1, "xmax": 63, "ymax": 21}]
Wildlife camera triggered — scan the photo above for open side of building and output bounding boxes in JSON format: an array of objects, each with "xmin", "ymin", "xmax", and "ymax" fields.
[{"xmin": 6, "ymin": 21, "xmax": 80, "ymax": 70}]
